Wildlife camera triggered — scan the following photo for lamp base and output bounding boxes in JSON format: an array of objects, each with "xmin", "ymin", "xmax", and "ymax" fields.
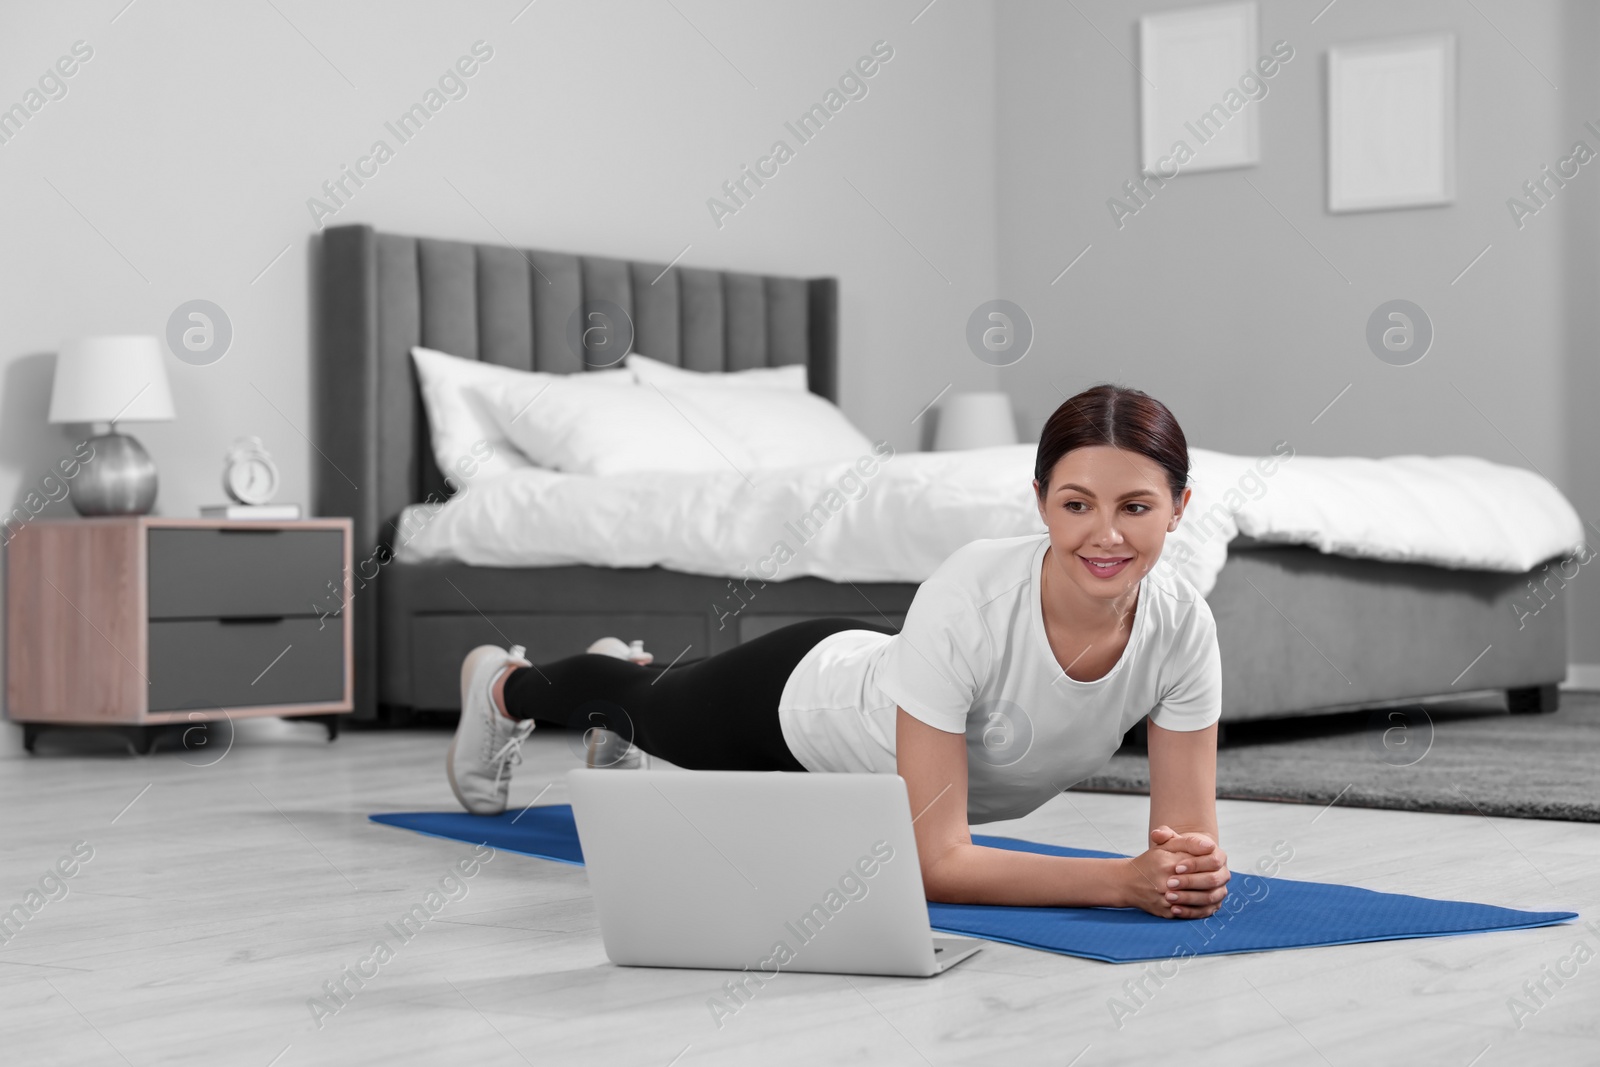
[
  {"xmin": 932, "ymin": 392, "xmax": 1018, "ymax": 451},
  {"xmin": 72, "ymin": 432, "xmax": 158, "ymax": 516}
]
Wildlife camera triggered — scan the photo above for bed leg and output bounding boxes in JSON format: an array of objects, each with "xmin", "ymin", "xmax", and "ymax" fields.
[
  {"xmin": 126, "ymin": 725, "xmax": 160, "ymax": 755},
  {"xmin": 1507, "ymin": 684, "xmax": 1560, "ymax": 715}
]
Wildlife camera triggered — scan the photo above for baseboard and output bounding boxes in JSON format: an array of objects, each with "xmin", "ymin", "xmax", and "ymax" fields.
[{"xmin": 1562, "ymin": 664, "xmax": 1600, "ymax": 691}]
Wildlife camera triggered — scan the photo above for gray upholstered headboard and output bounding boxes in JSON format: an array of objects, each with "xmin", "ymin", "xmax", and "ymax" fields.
[{"xmin": 312, "ymin": 224, "xmax": 839, "ymax": 556}]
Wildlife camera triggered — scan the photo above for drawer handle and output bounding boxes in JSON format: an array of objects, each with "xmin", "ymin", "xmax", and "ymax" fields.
[{"xmin": 218, "ymin": 615, "xmax": 287, "ymax": 624}]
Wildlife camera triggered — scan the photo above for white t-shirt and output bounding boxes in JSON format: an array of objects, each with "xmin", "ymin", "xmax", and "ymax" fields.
[{"xmin": 776, "ymin": 533, "xmax": 1222, "ymax": 824}]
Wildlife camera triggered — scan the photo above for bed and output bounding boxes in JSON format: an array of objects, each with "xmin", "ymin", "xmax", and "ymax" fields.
[{"xmin": 313, "ymin": 223, "xmax": 1571, "ymax": 728}]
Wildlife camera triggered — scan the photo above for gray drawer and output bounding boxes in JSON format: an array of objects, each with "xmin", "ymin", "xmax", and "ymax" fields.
[
  {"xmin": 148, "ymin": 528, "xmax": 343, "ymax": 619},
  {"xmin": 148, "ymin": 616, "xmax": 345, "ymax": 711}
]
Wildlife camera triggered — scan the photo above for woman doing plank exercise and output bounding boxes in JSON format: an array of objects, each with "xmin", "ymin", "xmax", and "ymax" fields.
[{"xmin": 446, "ymin": 384, "xmax": 1230, "ymax": 919}]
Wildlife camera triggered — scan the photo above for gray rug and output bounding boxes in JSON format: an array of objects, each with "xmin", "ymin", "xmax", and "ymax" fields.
[{"xmin": 1071, "ymin": 692, "xmax": 1600, "ymax": 822}]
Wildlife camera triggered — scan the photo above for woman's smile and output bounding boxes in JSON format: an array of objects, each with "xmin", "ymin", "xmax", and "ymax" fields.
[{"xmin": 1078, "ymin": 554, "xmax": 1133, "ymax": 579}]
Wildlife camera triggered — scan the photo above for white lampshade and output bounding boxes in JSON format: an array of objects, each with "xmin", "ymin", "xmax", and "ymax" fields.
[
  {"xmin": 933, "ymin": 391, "xmax": 1017, "ymax": 451},
  {"xmin": 49, "ymin": 335, "xmax": 175, "ymax": 424}
]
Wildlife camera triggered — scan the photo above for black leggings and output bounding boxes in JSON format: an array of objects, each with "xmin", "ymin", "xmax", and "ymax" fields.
[{"xmin": 500, "ymin": 617, "xmax": 897, "ymax": 771}]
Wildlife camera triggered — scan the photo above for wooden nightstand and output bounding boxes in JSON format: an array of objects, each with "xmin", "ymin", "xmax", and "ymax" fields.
[{"xmin": 6, "ymin": 517, "xmax": 353, "ymax": 753}]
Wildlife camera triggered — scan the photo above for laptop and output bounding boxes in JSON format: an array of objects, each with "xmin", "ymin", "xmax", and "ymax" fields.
[{"xmin": 566, "ymin": 769, "xmax": 984, "ymax": 978}]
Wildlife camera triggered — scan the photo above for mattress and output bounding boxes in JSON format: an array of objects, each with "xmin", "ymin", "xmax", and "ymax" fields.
[{"xmin": 390, "ymin": 444, "xmax": 1584, "ymax": 596}]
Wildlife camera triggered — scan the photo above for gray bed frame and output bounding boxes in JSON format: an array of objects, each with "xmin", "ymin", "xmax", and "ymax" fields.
[{"xmin": 313, "ymin": 224, "xmax": 1565, "ymax": 727}]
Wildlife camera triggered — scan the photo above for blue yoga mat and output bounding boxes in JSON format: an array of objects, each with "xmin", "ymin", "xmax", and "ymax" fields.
[{"xmin": 370, "ymin": 805, "xmax": 1577, "ymax": 964}]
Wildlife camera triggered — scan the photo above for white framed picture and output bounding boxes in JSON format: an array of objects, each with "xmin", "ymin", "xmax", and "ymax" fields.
[
  {"xmin": 1139, "ymin": 2, "xmax": 1260, "ymax": 175},
  {"xmin": 1328, "ymin": 33, "xmax": 1457, "ymax": 212}
]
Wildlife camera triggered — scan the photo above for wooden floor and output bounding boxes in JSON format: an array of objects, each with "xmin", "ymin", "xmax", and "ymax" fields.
[{"xmin": 2, "ymin": 716, "xmax": 1596, "ymax": 1067}]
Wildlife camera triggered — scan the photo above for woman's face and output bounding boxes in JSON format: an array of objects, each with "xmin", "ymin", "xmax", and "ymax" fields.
[{"xmin": 1032, "ymin": 446, "xmax": 1190, "ymax": 605}]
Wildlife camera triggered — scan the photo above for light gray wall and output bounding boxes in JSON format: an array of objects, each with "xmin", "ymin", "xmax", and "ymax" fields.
[
  {"xmin": 0, "ymin": 1, "xmax": 998, "ymax": 515},
  {"xmin": 0, "ymin": 1, "xmax": 997, "ymax": 754},
  {"xmin": 993, "ymin": 0, "xmax": 1599, "ymax": 665}
]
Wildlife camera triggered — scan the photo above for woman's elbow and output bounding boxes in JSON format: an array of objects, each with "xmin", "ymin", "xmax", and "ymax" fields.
[
  {"xmin": 920, "ymin": 862, "xmax": 950, "ymax": 902},
  {"xmin": 917, "ymin": 846, "xmax": 971, "ymax": 904}
]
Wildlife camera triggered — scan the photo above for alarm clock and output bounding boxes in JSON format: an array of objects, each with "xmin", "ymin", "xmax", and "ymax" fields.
[{"xmin": 223, "ymin": 437, "xmax": 279, "ymax": 506}]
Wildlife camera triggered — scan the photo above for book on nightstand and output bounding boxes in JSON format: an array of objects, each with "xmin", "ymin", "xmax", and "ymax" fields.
[{"xmin": 199, "ymin": 503, "xmax": 303, "ymax": 520}]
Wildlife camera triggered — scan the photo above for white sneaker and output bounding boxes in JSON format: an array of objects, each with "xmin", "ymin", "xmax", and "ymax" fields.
[
  {"xmin": 582, "ymin": 637, "xmax": 650, "ymax": 769},
  {"xmin": 586, "ymin": 727, "xmax": 649, "ymax": 769},
  {"xmin": 446, "ymin": 644, "xmax": 535, "ymax": 815},
  {"xmin": 586, "ymin": 636, "xmax": 653, "ymax": 665}
]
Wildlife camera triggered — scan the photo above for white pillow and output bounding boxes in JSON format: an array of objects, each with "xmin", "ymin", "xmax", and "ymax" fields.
[
  {"xmin": 626, "ymin": 352, "xmax": 808, "ymax": 392},
  {"xmin": 410, "ymin": 346, "xmax": 631, "ymax": 484},
  {"xmin": 474, "ymin": 374, "xmax": 760, "ymax": 477},
  {"xmin": 640, "ymin": 380, "xmax": 873, "ymax": 470}
]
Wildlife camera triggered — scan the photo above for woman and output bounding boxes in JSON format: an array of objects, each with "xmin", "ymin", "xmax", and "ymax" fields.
[{"xmin": 446, "ymin": 384, "xmax": 1230, "ymax": 920}]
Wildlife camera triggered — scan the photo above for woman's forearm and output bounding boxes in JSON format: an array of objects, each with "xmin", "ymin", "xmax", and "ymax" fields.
[
  {"xmin": 922, "ymin": 842, "xmax": 1129, "ymax": 908},
  {"xmin": 1156, "ymin": 818, "xmax": 1219, "ymax": 843},
  {"xmin": 1146, "ymin": 720, "xmax": 1221, "ymax": 846}
]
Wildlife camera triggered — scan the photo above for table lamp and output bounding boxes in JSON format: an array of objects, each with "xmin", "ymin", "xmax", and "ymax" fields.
[
  {"xmin": 933, "ymin": 391, "xmax": 1018, "ymax": 451},
  {"xmin": 49, "ymin": 335, "xmax": 176, "ymax": 515}
]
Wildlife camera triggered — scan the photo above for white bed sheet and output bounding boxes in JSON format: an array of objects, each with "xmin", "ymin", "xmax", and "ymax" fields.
[{"xmin": 391, "ymin": 444, "xmax": 1584, "ymax": 596}]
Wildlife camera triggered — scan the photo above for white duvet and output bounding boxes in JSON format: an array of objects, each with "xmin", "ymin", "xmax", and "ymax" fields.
[{"xmin": 392, "ymin": 444, "xmax": 1584, "ymax": 596}]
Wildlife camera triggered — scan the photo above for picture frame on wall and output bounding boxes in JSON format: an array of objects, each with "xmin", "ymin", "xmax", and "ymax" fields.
[
  {"xmin": 1139, "ymin": 2, "xmax": 1260, "ymax": 175},
  {"xmin": 1328, "ymin": 33, "xmax": 1457, "ymax": 212}
]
